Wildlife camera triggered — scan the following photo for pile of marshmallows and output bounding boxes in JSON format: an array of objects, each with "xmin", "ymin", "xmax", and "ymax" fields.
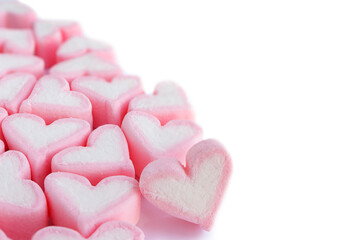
[{"xmin": 0, "ymin": 1, "xmax": 232, "ymax": 240}]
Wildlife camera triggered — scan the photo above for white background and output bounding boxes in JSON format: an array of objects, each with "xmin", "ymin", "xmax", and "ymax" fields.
[{"xmin": 27, "ymin": 0, "xmax": 360, "ymax": 239}]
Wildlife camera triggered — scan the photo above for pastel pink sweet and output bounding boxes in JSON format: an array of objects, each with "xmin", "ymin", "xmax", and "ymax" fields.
[
  {"xmin": 121, "ymin": 111, "xmax": 202, "ymax": 175},
  {"xmin": 2, "ymin": 113, "xmax": 91, "ymax": 187},
  {"xmin": 140, "ymin": 139, "xmax": 232, "ymax": 231},
  {"xmin": 0, "ymin": 54, "xmax": 44, "ymax": 78},
  {"xmin": 0, "ymin": 107, "xmax": 7, "ymax": 143},
  {"xmin": 0, "ymin": 229, "xmax": 11, "ymax": 240},
  {"xmin": 32, "ymin": 221, "xmax": 145, "ymax": 240},
  {"xmin": 0, "ymin": 150, "xmax": 48, "ymax": 240},
  {"xmin": 57, "ymin": 36, "xmax": 114, "ymax": 63},
  {"xmin": 50, "ymin": 53, "xmax": 121, "ymax": 83},
  {"xmin": 52, "ymin": 124, "xmax": 135, "ymax": 185},
  {"xmin": 20, "ymin": 75, "xmax": 92, "ymax": 126},
  {"xmin": 72, "ymin": 75, "xmax": 143, "ymax": 127},
  {"xmin": 128, "ymin": 81, "xmax": 194, "ymax": 124},
  {"xmin": 0, "ymin": 73, "xmax": 36, "ymax": 114},
  {"xmin": 44, "ymin": 172, "xmax": 141, "ymax": 237},
  {"xmin": 33, "ymin": 20, "xmax": 82, "ymax": 68},
  {"xmin": 0, "ymin": 28, "xmax": 34, "ymax": 54},
  {"xmin": 0, "ymin": 1, "xmax": 36, "ymax": 29},
  {"xmin": 0, "ymin": 140, "xmax": 4, "ymax": 154}
]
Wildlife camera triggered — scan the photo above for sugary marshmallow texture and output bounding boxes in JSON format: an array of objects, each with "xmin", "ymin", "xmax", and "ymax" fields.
[
  {"xmin": 0, "ymin": 28, "xmax": 35, "ymax": 55},
  {"xmin": 33, "ymin": 19, "xmax": 82, "ymax": 68},
  {"xmin": 32, "ymin": 221, "xmax": 145, "ymax": 240},
  {"xmin": 122, "ymin": 111, "xmax": 202, "ymax": 175},
  {"xmin": 57, "ymin": 36, "xmax": 114, "ymax": 63},
  {"xmin": 0, "ymin": 54, "xmax": 44, "ymax": 78},
  {"xmin": 2, "ymin": 113, "xmax": 91, "ymax": 187},
  {"xmin": 50, "ymin": 53, "xmax": 121, "ymax": 83},
  {"xmin": 20, "ymin": 75, "xmax": 93, "ymax": 126},
  {"xmin": 0, "ymin": 150, "xmax": 48, "ymax": 240},
  {"xmin": 140, "ymin": 139, "xmax": 232, "ymax": 231},
  {"xmin": 0, "ymin": 1, "xmax": 36, "ymax": 28},
  {"xmin": 0, "ymin": 73, "xmax": 36, "ymax": 114},
  {"xmin": 72, "ymin": 75, "xmax": 143, "ymax": 127},
  {"xmin": 45, "ymin": 172, "xmax": 141, "ymax": 237},
  {"xmin": 52, "ymin": 124, "xmax": 135, "ymax": 185},
  {"xmin": 128, "ymin": 81, "xmax": 194, "ymax": 124}
]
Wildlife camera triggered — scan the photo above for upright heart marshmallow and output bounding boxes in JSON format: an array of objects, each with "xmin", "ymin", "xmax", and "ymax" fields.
[
  {"xmin": 0, "ymin": 150, "xmax": 48, "ymax": 240},
  {"xmin": 0, "ymin": 107, "xmax": 7, "ymax": 144},
  {"xmin": 128, "ymin": 81, "xmax": 194, "ymax": 124},
  {"xmin": 2, "ymin": 113, "xmax": 91, "ymax": 187},
  {"xmin": 72, "ymin": 75, "xmax": 143, "ymax": 127},
  {"xmin": 0, "ymin": 73, "xmax": 36, "ymax": 114},
  {"xmin": 33, "ymin": 19, "xmax": 82, "ymax": 68},
  {"xmin": 0, "ymin": 1, "xmax": 36, "ymax": 29},
  {"xmin": 0, "ymin": 54, "xmax": 44, "ymax": 78},
  {"xmin": 20, "ymin": 75, "xmax": 93, "ymax": 126},
  {"xmin": 50, "ymin": 53, "xmax": 121, "ymax": 83},
  {"xmin": 52, "ymin": 124, "xmax": 135, "ymax": 185},
  {"xmin": 57, "ymin": 36, "xmax": 114, "ymax": 63},
  {"xmin": 121, "ymin": 111, "xmax": 202, "ymax": 175},
  {"xmin": 45, "ymin": 172, "xmax": 141, "ymax": 237},
  {"xmin": 32, "ymin": 221, "xmax": 145, "ymax": 240},
  {"xmin": 0, "ymin": 229, "xmax": 11, "ymax": 240},
  {"xmin": 0, "ymin": 28, "xmax": 34, "ymax": 54},
  {"xmin": 140, "ymin": 139, "xmax": 232, "ymax": 231}
]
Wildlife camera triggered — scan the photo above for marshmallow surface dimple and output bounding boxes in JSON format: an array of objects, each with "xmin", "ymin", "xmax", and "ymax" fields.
[
  {"xmin": 121, "ymin": 111, "xmax": 202, "ymax": 175},
  {"xmin": 45, "ymin": 172, "xmax": 141, "ymax": 237},
  {"xmin": 52, "ymin": 124, "xmax": 135, "ymax": 185},
  {"xmin": 0, "ymin": 150, "xmax": 48, "ymax": 240},
  {"xmin": 0, "ymin": 54, "xmax": 44, "ymax": 78},
  {"xmin": 72, "ymin": 75, "xmax": 143, "ymax": 127},
  {"xmin": 140, "ymin": 139, "xmax": 232, "ymax": 231},
  {"xmin": 0, "ymin": 1, "xmax": 36, "ymax": 28},
  {"xmin": 0, "ymin": 28, "xmax": 35, "ymax": 55},
  {"xmin": 20, "ymin": 75, "xmax": 93, "ymax": 126},
  {"xmin": 128, "ymin": 81, "xmax": 194, "ymax": 124}
]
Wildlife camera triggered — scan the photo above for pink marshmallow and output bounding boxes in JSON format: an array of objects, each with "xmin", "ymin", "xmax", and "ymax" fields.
[
  {"xmin": 0, "ymin": 140, "xmax": 4, "ymax": 154},
  {"xmin": 0, "ymin": 229, "xmax": 11, "ymax": 240},
  {"xmin": 0, "ymin": 54, "xmax": 44, "ymax": 78},
  {"xmin": 33, "ymin": 19, "xmax": 82, "ymax": 68},
  {"xmin": 0, "ymin": 73, "xmax": 36, "ymax": 114},
  {"xmin": 44, "ymin": 172, "xmax": 141, "ymax": 237},
  {"xmin": 140, "ymin": 139, "xmax": 232, "ymax": 231},
  {"xmin": 128, "ymin": 81, "xmax": 194, "ymax": 124},
  {"xmin": 71, "ymin": 75, "xmax": 143, "ymax": 128},
  {"xmin": 50, "ymin": 53, "xmax": 121, "ymax": 83},
  {"xmin": 2, "ymin": 113, "xmax": 91, "ymax": 187},
  {"xmin": 56, "ymin": 36, "xmax": 115, "ymax": 63},
  {"xmin": 0, "ymin": 107, "xmax": 7, "ymax": 144},
  {"xmin": 121, "ymin": 111, "xmax": 202, "ymax": 175},
  {"xmin": 0, "ymin": 28, "xmax": 35, "ymax": 54},
  {"xmin": 20, "ymin": 75, "xmax": 93, "ymax": 126},
  {"xmin": 0, "ymin": 150, "xmax": 48, "ymax": 240},
  {"xmin": 0, "ymin": 1, "xmax": 36, "ymax": 29},
  {"xmin": 32, "ymin": 221, "xmax": 145, "ymax": 240},
  {"xmin": 52, "ymin": 124, "xmax": 135, "ymax": 185}
]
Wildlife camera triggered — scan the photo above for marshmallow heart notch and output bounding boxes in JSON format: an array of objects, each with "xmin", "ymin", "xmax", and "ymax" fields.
[
  {"xmin": 140, "ymin": 139, "xmax": 232, "ymax": 231},
  {"xmin": 32, "ymin": 221, "xmax": 145, "ymax": 240},
  {"xmin": 0, "ymin": 150, "xmax": 48, "ymax": 240},
  {"xmin": 45, "ymin": 172, "xmax": 141, "ymax": 238},
  {"xmin": 52, "ymin": 124, "xmax": 135, "ymax": 185}
]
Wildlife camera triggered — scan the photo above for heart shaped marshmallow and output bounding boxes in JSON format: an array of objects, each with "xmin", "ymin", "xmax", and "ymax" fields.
[
  {"xmin": 121, "ymin": 111, "xmax": 202, "ymax": 175},
  {"xmin": 2, "ymin": 113, "xmax": 91, "ymax": 187},
  {"xmin": 140, "ymin": 139, "xmax": 232, "ymax": 231},
  {"xmin": 0, "ymin": 54, "xmax": 44, "ymax": 78},
  {"xmin": 0, "ymin": 28, "xmax": 35, "ymax": 55},
  {"xmin": 45, "ymin": 172, "xmax": 141, "ymax": 237},
  {"xmin": 32, "ymin": 221, "xmax": 145, "ymax": 240},
  {"xmin": 57, "ymin": 36, "xmax": 114, "ymax": 63},
  {"xmin": 0, "ymin": 1, "xmax": 36, "ymax": 29},
  {"xmin": 0, "ymin": 150, "xmax": 48, "ymax": 240},
  {"xmin": 50, "ymin": 53, "xmax": 121, "ymax": 83},
  {"xmin": 52, "ymin": 124, "xmax": 135, "ymax": 185},
  {"xmin": 20, "ymin": 75, "xmax": 93, "ymax": 126},
  {"xmin": 0, "ymin": 73, "xmax": 36, "ymax": 114},
  {"xmin": 72, "ymin": 75, "xmax": 143, "ymax": 127},
  {"xmin": 128, "ymin": 81, "xmax": 194, "ymax": 124},
  {"xmin": 33, "ymin": 19, "xmax": 82, "ymax": 68}
]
